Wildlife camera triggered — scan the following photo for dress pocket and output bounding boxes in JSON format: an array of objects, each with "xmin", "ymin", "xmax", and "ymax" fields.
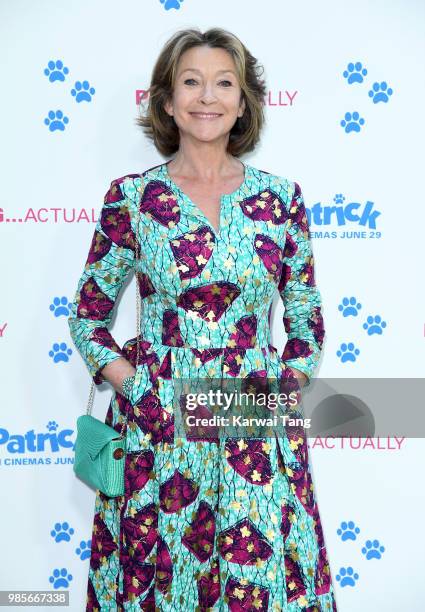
[
  {"xmin": 129, "ymin": 363, "xmax": 151, "ymax": 406},
  {"xmin": 268, "ymin": 344, "xmax": 291, "ymax": 377}
]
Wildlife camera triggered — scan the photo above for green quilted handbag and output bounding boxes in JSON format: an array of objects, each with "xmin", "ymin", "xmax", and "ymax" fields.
[
  {"xmin": 74, "ymin": 413, "xmax": 127, "ymax": 497},
  {"xmin": 73, "ymin": 174, "xmax": 145, "ymax": 498}
]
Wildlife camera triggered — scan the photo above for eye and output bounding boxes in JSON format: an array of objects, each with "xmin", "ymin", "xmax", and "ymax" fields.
[{"xmin": 183, "ymin": 78, "xmax": 233, "ymax": 87}]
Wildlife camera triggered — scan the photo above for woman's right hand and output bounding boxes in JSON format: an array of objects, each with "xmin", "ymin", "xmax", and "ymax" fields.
[
  {"xmin": 121, "ymin": 373, "xmax": 137, "ymax": 401},
  {"xmin": 99, "ymin": 357, "xmax": 137, "ymax": 399}
]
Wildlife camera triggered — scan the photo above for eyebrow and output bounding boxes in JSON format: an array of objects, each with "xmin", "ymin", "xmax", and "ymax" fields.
[{"xmin": 179, "ymin": 68, "xmax": 236, "ymax": 76}]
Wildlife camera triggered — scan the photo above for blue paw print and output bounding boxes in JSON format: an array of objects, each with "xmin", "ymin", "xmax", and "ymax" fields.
[
  {"xmin": 47, "ymin": 421, "xmax": 59, "ymax": 432},
  {"xmin": 336, "ymin": 342, "xmax": 360, "ymax": 363},
  {"xmin": 334, "ymin": 193, "xmax": 345, "ymax": 205},
  {"xmin": 49, "ymin": 342, "xmax": 72, "ymax": 363},
  {"xmin": 340, "ymin": 111, "xmax": 365, "ymax": 133},
  {"xmin": 50, "ymin": 522, "xmax": 75, "ymax": 543},
  {"xmin": 160, "ymin": 0, "xmax": 184, "ymax": 10},
  {"xmin": 44, "ymin": 60, "xmax": 69, "ymax": 82},
  {"xmin": 50, "ymin": 296, "xmax": 72, "ymax": 317},
  {"xmin": 75, "ymin": 539, "xmax": 92, "ymax": 560},
  {"xmin": 337, "ymin": 520, "xmax": 360, "ymax": 541},
  {"xmin": 71, "ymin": 80, "xmax": 96, "ymax": 103},
  {"xmin": 44, "ymin": 110, "xmax": 69, "ymax": 132},
  {"xmin": 342, "ymin": 61, "xmax": 368, "ymax": 84},
  {"xmin": 362, "ymin": 539, "xmax": 385, "ymax": 560},
  {"xmin": 368, "ymin": 81, "xmax": 393, "ymax": 104},
  {"xmin": 335, "ymin": 566, "xmax": 359, "ymax": 587},
  {"xmin": 49, "ymin": 568, "xmax": 73, "ymax": 589},
  {"xmin": 338, "ymin": 297, "xmax": 362, "ymax": 318},
  {"xmin": 363, "ymin": 315, "xmax": 387, "ymax": 335}
]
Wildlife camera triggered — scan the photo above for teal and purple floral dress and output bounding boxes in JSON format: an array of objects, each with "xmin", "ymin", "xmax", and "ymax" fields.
[{"xmin": 68, "ymin": 160, "xmax": 337, "ymax": 611}]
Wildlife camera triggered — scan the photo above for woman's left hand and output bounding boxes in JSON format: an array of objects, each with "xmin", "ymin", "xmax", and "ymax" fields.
[{"xmin": 288, "ymin": 366, "xmax": 308, "ymax": 388}]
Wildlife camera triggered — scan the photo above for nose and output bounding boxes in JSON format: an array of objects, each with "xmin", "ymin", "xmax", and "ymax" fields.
[{"xmin": 198, "ymin": 82, "xmax": 218, "ymax": 104}]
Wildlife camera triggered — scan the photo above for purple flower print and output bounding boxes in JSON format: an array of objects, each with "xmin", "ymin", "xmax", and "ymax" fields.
[
  {"xmin": 227, "ymin": 314, "xmax": 258, "ymax": 349},
  {"xmin": 77, "ymin": 277, "xmax": 115, "ymax": 321},
  {"xmin": 86, "ymin": 230, "xmax": 112, "ymax": 264},
  {"xmin": 121, "ymin": 503, "xmax": 158, "ymax": 561},
  {"xmin": 124, "ymin": 450, "xmax": 155, "ymax": 495},
  {"xmin": 136, "ymin": 271, "xmax": 157, "ymax": 300},
  {"xmin": 285, "ymin": 554, "xmax": 307, "ymax": 602},
  {"xmin": 89, "ymin": 513, "xmax": 118, "ymax": 571},
  {"xmin": 139, "ymin": 180, "xmax": 181, "ymax": 227},
  {"xmin": 280, "ymin": 501, "xmax": 297, "ymax": 541},
  {"xmin": 100, "ymin": 206, "xmax": 135, "ymax": 250},
  {"xmin": 155, "ymin": 536, "xmax": 173, "ymax": 594},
  {"xmin": 224, "ymin": 577, "xmax": 270, "ymax": 611},
  {"xmin": 159, "ymin": 470, "xmax": 199, "ymax": 513},
  {"xmin": 170, "ymin": 225, "xmax": 216, "ymax": 280},
  {"xmin": 197, "ymin": 557, "xmax": 221, "ymax": 609},
  {"xmin": 314, "ymin": 545, "xmax": 332, "ymax": 596},
  {"xmin": 162, "ymin": 310, "xmax": 185, "ymax": 347},
  {"xmin": 182, "ymin": 501, "xmax": 216, "ymax": 562},
  {"xmin": 218, "ymin": 518, "xmax": 273, "ymax": 565},
  {"xmin": 240, "ymin": 190, "xmax": 289, "ymax": 225},
  {"xmin": 129, "ymin": 387, "xmax": 174, "ymax": 445},
  {"xmin": 177, "ymin": 282, "xmax": 241, "ymax": 322},
  {"xmin": 282, "ymin": 338, "xmax": 313, "ymax": 362},
  {"xmin": 254, "ymin": 234, "xmax": 284, "ymax": 283},
  {"xmin": 225, "ymin": 438, "xmax": 272, "ymax": 486}
]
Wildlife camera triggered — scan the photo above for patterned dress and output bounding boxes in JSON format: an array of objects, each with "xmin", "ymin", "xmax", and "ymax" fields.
[{"xmin": 68, "ymin": 160, "xmax": 337, "ymax": 611}]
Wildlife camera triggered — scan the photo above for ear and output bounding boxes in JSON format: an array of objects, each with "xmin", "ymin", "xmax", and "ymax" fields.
[
  {"xmin": 238, "ymin": 95, "xmax": 246, "ymax": 118},
  {"xmin": 164, "ymin": 97, "xmax": 174, "ymax": 117}
]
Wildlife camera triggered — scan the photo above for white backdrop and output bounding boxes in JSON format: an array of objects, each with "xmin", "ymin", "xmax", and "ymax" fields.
[{"xmin": 1, "ymin": 0, "xmax": 424, "ymax": 610}]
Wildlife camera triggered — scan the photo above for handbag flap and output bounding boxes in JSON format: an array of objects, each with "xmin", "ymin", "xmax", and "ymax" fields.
[{"xmin": 76, "ymin": 415, "xmax": 123, "ymax": 459}]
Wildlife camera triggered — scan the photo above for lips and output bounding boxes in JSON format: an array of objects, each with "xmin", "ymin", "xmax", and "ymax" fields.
[{"xmin": 190, "ymin": 112, "xmax": 222, "ymax": 118}]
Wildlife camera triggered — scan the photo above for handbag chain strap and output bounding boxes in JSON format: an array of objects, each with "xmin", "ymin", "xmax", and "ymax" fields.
[{"xmin": 85, "ymin": 173, "xmax": 145, "ymax": 438}]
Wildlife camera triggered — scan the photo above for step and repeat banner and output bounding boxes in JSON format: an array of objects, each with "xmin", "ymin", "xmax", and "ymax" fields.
[{"xmin": 1, "ymin": 0, "xmax": 424, "ymax": 610}]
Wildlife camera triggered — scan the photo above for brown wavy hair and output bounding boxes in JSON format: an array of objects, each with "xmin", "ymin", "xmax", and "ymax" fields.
[{"xmin": 135, "ymin": 27, "xmax": 267, "ymax": 158}]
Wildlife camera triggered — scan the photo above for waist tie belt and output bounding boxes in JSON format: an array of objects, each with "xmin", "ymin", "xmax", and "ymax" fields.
[{"xmin": 160, "ymin": 339, "xmax": 272, "ymax": 353}]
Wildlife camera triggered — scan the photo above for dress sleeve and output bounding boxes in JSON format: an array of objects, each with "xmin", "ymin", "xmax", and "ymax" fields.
[
  {"xmin": 67, "ymin": 177, "xmax": 137, "ymax": 385},
  {"xmin": 278, "ymin": 181, "xmax": 325, "ymax": 386}
]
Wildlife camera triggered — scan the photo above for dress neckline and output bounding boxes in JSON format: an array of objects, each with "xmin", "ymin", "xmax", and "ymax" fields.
[{"xmin": 162, "ymin": 159, "xmax": 249, "ymax": 238}]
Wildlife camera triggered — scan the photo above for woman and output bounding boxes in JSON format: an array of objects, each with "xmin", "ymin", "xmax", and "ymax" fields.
[{"xmin": 68, "ymin": 27, "xmax": 337, "ymax": 611}]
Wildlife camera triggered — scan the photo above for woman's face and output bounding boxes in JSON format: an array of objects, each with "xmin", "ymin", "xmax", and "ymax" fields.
[{"xmin": 164, "ymin": 45, "xmax": 246, "ymax": 148}]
